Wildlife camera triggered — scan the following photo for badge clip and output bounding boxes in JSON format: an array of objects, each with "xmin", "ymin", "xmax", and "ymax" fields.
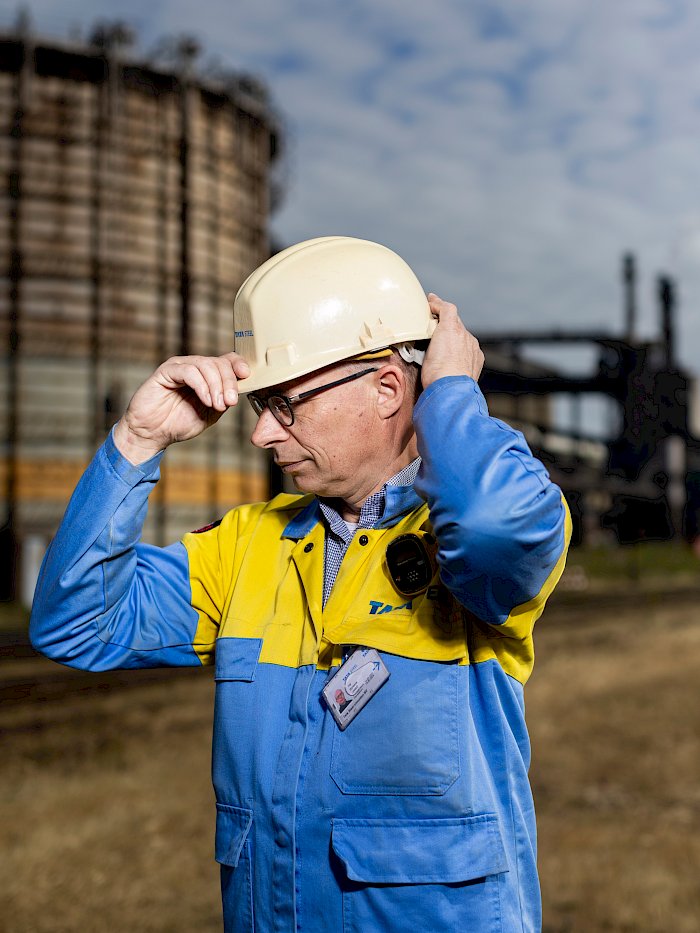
[{"xmin": 322, "ymin": 648, "xmax": 390, "ymax": 730}]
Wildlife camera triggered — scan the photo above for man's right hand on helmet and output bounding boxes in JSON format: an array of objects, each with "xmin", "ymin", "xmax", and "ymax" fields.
[
  {"xmin": 421, "ymin": 293, "xmax": 485, "ymax": 389},
  {"xmin": 113, "ymin": 352, "xmax": 250, "ymax": 465}
]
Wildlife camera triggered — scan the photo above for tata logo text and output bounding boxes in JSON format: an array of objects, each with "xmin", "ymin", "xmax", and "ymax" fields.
[
  {"xmin": 368, "ymin": 600, "xmax": 413, "ymax": 615},
  {"xmin": 234, "ymin": 329, "xmax": 254, "ymax": 338}
]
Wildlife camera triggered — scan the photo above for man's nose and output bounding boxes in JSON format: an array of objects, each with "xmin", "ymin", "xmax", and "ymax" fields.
[{"xmin": 250, "ymin": 408, "xmax": 291, "ymax": 448}]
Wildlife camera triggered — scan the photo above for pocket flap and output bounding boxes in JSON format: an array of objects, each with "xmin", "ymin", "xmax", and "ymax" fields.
[
  {"xmin": 214, "ymin": 637, "xmax": 262, "ymax": 682},
  {"xmin": 215, "ymin": 803, "xmax": 253, "ymax": 867},
  {"xmin": 331, "ymin": 814, "xmax": 508, "ymax": 884}
]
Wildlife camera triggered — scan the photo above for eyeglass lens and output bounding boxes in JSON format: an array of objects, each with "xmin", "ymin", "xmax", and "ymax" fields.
[
  {"xmin": 268, "ymin": 396, "xmax": 293, "ymax": 426},
  {"xmin": 248, "ymin": 394, "xmax": 293, "ymax": 426}
]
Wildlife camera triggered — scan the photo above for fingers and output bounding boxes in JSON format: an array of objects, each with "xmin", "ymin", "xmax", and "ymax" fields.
[
  {"xmin": 221, "ymin": 352, "xmax": 251, "ymax": 407},
  {"xmin": 159, "ymin": 353, "xmax": 251, "ymax": 412},
  {"xmin": 426, "ymin": 293, "xmax": 472, "ymax": 342},
  {"xmin": 427, "ymin": 292, "xmax": 459, "ymax": 319},
  {"xmin": 422, "ymin": 292, "xmax": 484, "ymax": 385}
]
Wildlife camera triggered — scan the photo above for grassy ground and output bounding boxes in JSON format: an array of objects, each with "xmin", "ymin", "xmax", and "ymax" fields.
[
  {"xmin": 0, "ymin": 600, "xmax": 28, "ymax": 633},
  {"xmin": 1, "ymin": 593, "xmax": 699, "ymax": 932},
  {"xmin": 1, "ymin": 668, "xmax": 220, "ymax": 933},
  {"xmin": 562, "ymin": 540, "xmax": 700, "ymax": 585}
]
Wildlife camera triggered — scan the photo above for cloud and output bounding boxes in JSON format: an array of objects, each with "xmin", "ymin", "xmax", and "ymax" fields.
[{"xmin": 6, "ymin": 0, "xmax": 700, "ymax": 382}]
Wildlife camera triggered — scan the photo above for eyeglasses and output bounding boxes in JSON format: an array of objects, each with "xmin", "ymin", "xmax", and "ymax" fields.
[{"xmin": 247, "ymin": 367, "xmax": 378, "ymax": 427}]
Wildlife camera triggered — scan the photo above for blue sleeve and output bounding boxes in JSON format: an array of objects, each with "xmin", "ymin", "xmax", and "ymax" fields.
[
  {"xmin": 29, "ymin": 430, "xmax": 209, "ymax": 671},
  {"xmin": 413, "ymin": 376, "xmax": 569, "ymax": 625}
]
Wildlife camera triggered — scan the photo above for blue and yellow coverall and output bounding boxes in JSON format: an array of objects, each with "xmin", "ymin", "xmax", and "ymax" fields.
[{"xmin": 30, "ymin": 375, "xmax": 571, "ymax": 932}]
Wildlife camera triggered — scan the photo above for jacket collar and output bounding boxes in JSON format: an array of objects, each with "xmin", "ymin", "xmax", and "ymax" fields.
[{"xmin": 281, "ymin": 468, "xmax": 424, "ymax": 540}]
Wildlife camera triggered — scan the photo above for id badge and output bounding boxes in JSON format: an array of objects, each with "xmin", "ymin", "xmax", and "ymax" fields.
[{"xmin": 322, "ymin": 648, "xmax": 390, "ymax": 730}]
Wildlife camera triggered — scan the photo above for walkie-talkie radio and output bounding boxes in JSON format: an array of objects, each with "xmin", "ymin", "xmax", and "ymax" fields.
[{"xmin": 385, "ymin": 533, "xmax": 433, "ymax": 596}]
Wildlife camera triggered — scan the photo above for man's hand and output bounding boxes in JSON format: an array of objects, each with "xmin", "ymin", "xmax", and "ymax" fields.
[
  {"xmin": 421, "ymin": 293, "xmax": 485, "ymax": 389},
  {"xmin": 113, "ymin": 352, "xmax": 251, "ymax": 465}
]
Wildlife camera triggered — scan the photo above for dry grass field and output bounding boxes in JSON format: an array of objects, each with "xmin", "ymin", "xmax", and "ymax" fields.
[
  {"xmin": 2, "ymin": 589, "xmax": 699, "ymax": 932},
  {"xmin": 531, "ymin": 591, "xmax": 700, "ymax": 933}
]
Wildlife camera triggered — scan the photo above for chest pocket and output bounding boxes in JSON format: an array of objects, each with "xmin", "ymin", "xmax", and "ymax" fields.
[
  {"xmin": 214, "ymin": 636, "xmax": 263, "ymax": 681},
  {"xmin": 330, "ymin": 654, "xmax": 461, "ymax": 795}
]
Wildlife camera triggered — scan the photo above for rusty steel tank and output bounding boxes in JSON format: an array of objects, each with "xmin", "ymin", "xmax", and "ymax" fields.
[{"xmin": 0, "ymin": 24, "xmax": 283, "ymax": 600}]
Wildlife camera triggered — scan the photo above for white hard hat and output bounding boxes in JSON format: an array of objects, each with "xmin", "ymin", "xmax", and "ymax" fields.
[{"xmin": 233, "ymin": 236, "xmax": 436, "ymax": 394}]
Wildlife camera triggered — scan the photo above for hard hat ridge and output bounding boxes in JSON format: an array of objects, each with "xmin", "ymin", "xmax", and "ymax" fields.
[{"xmin": 233, "ymin": 236, "xmax": 435, "ymax": 394}]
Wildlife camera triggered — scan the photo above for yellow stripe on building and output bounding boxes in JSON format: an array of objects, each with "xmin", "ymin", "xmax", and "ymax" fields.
[{"xmin": 1, "ymin": 458, "xmax": 267, "ymax": 509}]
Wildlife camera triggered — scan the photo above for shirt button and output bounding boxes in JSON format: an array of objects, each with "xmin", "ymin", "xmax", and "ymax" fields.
[
  {"xmin": 304, "ymin": 542, "xmax": 314, "ymax": 553},
  {"xmin": 358, "ymin": 534, "xmax": 369, "ymax": 546}
]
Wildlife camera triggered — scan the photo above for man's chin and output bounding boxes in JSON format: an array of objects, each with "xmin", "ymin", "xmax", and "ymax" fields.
[
  {"xmin": 289, "ymin": 473, "xmax": 314, "ymax": 493},
  {"xmin": 279, "ymin": 462, "xmax": 314, "ymax": 492},
  {"xmin": 286, "ymin": 469, "xmax": 332, "ymax": 498}
]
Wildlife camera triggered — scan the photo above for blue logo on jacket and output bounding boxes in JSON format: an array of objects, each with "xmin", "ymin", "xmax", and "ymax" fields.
[{"xmin": 368, "ymin": 600, "xmax": 413, "ymax": 615}]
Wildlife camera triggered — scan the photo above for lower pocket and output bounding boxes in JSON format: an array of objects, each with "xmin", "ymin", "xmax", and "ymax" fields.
[
  {"xmin": 215, "ymin": 803, "xmax": 254, "ymax": 933},
  {"xmin": 332, "ymin": 814, "xmax": 507, "ymax": 933}
]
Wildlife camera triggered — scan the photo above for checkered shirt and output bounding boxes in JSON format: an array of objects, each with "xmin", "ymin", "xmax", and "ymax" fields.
[{"xmin": 318, "ymin": 458, "xmax": 421, "ymax": 608}]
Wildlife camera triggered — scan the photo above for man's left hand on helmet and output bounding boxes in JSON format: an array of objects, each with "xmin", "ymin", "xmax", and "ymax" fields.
[{"xmin": 421, "ymin": 293, "xmax": 485, "ymax": 389}]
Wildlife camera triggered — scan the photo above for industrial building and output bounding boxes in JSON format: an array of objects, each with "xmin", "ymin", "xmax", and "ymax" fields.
[
  {"xmin": 0, "ymin": 24, "xmax": 281, "ymax": 601},
  {"xmin": 480, "ymin": 257, "xmax": 696, "ymax": 548}
]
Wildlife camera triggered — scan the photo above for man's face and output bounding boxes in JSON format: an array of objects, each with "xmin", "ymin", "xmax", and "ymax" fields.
[{"xmin": 249, "ymin": 363, "xmax": 381, "ymax": 501}]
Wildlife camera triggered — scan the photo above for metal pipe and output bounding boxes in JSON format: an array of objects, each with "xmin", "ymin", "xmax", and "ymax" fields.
[
  {"xmin": 178, "ymin": 75, "xmax": 192, "ymax": 356},
  {"xmin": 89, "ymin": 54, "xmax": 108, "ymax": 450},
  {"xmin": 658, "ymin": 275, "xmax": 675, "ymax": 368},
  {"xmin": 1, "ymin": 33, "xmax": 28, "ymax": 599},
  {"xmin": 623, "ymin": 253, "xmax": 636, "ymax": 342}
]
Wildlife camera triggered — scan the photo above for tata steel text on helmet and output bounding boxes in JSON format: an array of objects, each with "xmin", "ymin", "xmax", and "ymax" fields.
[{"xmin": 233, "ymin": 236, "xmax": 436, "ymax": 394}]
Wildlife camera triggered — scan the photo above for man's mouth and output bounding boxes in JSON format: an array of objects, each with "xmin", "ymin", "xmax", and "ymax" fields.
[{"xmin": 276, "ymin": 459, "xmax": 307, "ymax": 472}]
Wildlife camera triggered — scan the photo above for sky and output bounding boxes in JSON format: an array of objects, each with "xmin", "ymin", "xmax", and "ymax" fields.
[{"xmin": 6, "ymin": 0, "xmax": 700, "ymax": 429}]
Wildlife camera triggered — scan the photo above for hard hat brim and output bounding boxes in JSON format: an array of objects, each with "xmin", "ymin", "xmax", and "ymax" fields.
[{"xmin": 235, "ymin": 328, "xmax": 434, "ymax": 395}]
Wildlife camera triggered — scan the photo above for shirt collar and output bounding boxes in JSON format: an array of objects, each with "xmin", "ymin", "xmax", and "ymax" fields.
[{"xmin": 282, "ymin": 458, "xmax": 423, "ymax": 540}]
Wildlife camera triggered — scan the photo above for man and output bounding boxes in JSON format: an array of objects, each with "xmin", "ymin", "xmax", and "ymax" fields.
[{"xmin": 31, "ymin": 236, "xmax": 570, "ymax": 932}]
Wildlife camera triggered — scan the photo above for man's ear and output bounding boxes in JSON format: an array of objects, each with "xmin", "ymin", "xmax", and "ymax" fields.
[{"xmin": 375, "ymin": 365, "xmax": 405, "ymax": 420}]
